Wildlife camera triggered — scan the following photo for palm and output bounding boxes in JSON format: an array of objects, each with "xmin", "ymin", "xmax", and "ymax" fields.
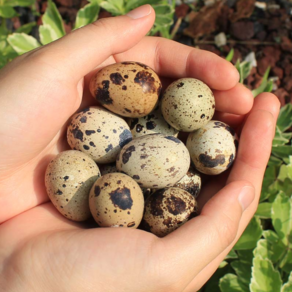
[{"xmin": 0, "ymin": 12, "xmax": 279, "ymax": 290}]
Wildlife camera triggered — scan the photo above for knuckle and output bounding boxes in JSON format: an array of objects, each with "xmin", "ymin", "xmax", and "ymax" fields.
[{"xmin": 215, "ymin": 214, "xmax": 238, "ymax": 248}]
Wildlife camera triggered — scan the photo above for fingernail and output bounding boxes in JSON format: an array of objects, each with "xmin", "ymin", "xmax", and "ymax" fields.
[
  {"xmin": 127, "ymin": 5, "xmax": 152, "ymax": 19},
  {"xmin": 238, "ymin": 186, "xmax": 255, "ymax": 211}
]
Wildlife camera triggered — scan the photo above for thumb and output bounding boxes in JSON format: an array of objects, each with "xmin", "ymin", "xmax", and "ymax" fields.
[{"xmin": 31, "ymin": 5, "xmax": 155, "ymax": 81}]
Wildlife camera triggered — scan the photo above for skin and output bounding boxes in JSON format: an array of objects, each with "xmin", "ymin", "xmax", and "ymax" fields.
[{"xmin": 0, "ymin": 5, "xmax": 280, "ymax": 292}]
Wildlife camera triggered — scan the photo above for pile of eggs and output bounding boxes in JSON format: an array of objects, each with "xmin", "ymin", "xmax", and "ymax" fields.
[{"xmin": 45, "ymin": 61, "xmax": 238, "ymax": 237}]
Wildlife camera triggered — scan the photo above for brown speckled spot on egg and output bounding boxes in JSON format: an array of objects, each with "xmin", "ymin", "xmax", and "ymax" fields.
[
  {"xmin": 110, "ymin": 72, "xmax": 125, "ymax": 85},
  {"xmin": 122, "ymin": 145, "xmax": 136, "ymax": 164},
  {"xmin": 105, "ymin": 144, "xmax": 113, "ymax": 153},
  {"xmin": 109, "ymin": 187, "xmax": 133, "ymax": 210},
  {"xmin": 163, "ymin": 217, "xmax": 173, "ymax": 227},
  {"xmin": 133, "ymin": 175, "xmax": 140, "ymax": 180},
  {"xmin": 199, "ymin": 153, "xmax": 225, "ymax": 168},
  {"xmin": 119, "ymin": 129, "xmax": 132, "ymax": 148},
  {"xmin": 146, "ymin": 121, "xmax": 156, "ymax": 130},
  {"xmin": 166, "ymin": 195, "xmax": 186, "ymax": 215},
  {"xmin": 122, "ymin": 86, "xmax": 127, "ymax": 91},
  {"xmin": 80, "ymin": 116, "xmax": 87, "ymax": 123},
  {"xmin": 164, "ymin": 136, "xmax": 180, "ymax": 144},
  {"xmin": 227, "ymin": 154, "xmax": 235, "ymax": 168},
  {"xmin": 94, "ymin": 186, "xmax": 101, "ymax": 197},
  {"xmin": 134, "ymin": 71, "xmax": 156, "ymax": 94},
  {"xmin": 177, "ymin": 82, "xmax": 184, "ymax": 88},
  {"xmin": 85, "ymin": 130, "xmax": 95, "ymax": 136},
  {"xmin": 71, "ymin": 127, "xmax": 83, "ymax": 142},
  {"xmin": 95, "ymin": 80, "xmax": 113, "ymax": 104},
  {"xmin": 150, "ymin": 189, "xmax": 165, "ymax": 216},
  {"xmin": 127, "ymin": 221, "xmax": 135, "ymax": 227}
]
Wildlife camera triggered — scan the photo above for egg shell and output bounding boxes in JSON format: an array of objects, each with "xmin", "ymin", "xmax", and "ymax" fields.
[
  {"xmin": 127, "ymin": 105, "xmax": 178, "ymax": 139},
  {"xmin": 186, "ymin": 120, "xmax": 238, "ymax": 175},
  {"xmin": 67, "ymin": 106, "xmax": 132, "ymax": 164},
  {"xmin": 89, "ymin": 62, "xmax": 162, "ymax": 118},
  {"xmin": 161, "ymin": 78, "xmax": 215, "ymax": 132},
  {"xmin": 116, "ymin": 134, "xmax": 190, "ymax": 189},
  {"xmin": 89, "ymin": 173, "xmax": 144, "ymax": 228},
  {"xmin": 173, "ymin": 166, "xmax": 201, "ymax": 198},
  {"xmin": 142, "ymin": 187, "xmax": 197, "ymax": 237},
  {"xmin": 45, "ymin": 150, "xmax": 101, "ymax": 221}
]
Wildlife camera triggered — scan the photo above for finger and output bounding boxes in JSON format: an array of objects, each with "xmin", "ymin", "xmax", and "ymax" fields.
[
  {"xmin": 213, "ymin": 112, "xmax": 245, "ymax": 130},
  {"xmin": 114, "ymin": 37, "xmax": 240, "ymax": 90},
  {"xmin": 213, "ymin": 83, "xmax": 254, "ymax": 115},
  {"xmin": 0, "ymin": 203, "xmax": 81, "ymax": 256},
  {"xmin": 183, "ymin": 93, "xmax": 280, "ymax": 291},
  {"xmin": 227, "ymin": 93, "xmax": 279, "ymax": 195},
  {"xmin": 27, "ymin": 5, "xmax": 155, "ymax": 81},
  {"xmin": 156, "ymin": 181, "xmax": 255, "ymax": 289}
]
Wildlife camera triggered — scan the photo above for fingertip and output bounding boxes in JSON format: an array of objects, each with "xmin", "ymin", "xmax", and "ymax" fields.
[{"xmin": 255, "ymin": 92, "xmax": 281, "ymax": 120}]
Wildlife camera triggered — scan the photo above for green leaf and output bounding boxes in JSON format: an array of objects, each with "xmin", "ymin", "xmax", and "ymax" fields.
[
  {"xmin": 278, "ymin": 162, "xmax": 292, "ymax": 181},
  {"xmin": 272, "ymin": 145, "xmax": 292, "ymax": 163},
  {"xmin": 75, "ymin": 2, "xmax": 100, "ymax": 29},
  {"xmin": 282, "ymin": 272, "xmax": 292, "ymax": 292},
  {"xmin": 231, "ymin": 260, "xmax": 251, "ymax": 286},
  {"xmin": 0, "ymin": 6, "xmax": 17, "ymax": 18},
  {"xmin": 252, "ymin": 67, "xmax": 273, "ymax": 97},
  {"xmin": 225, "ymin": 249, "xmax": 238, "ymax": 260},
  {"xmin": 226, "ymin": 49, "xmax": 234, "ymax": 62},
  {"xmin": 268, "ymin": 155, "xmax": 283, "ymax": 167},
  {"xmin": 234, "ymin": 217, "xmax": 263, "ymax": 250},
  {"xmin": 204, "ymin": 263, "xmax": 233, "ymax": 292},
  {"xmin": 7, "ymin": 33, "xmax": 40, "ymax": 55},
  {"xmin": 269, "ymin": 179, "xmax": 292, "ymax": 202},
  {"xmin": 273, "ymin": 126, "xmax": 292, "ymax": 147},
  {"xmin": 125, "ymin": 0, "xmax": 159, "ymax": 12},
  {"xmin": 254, "ymin": 238, "xmax": 285, "ymax": 264},
  {"xmin": 15, "ymin": 22, "xmax": 36, "ymax": 34},
  {"xmin": 39, "ymin": 0, "xmax": 65, "ymax": 45},
  {"xmin": 235, "ymin": 60, "xmax": 253, "ymax": 83},
  {"xmin": 277, "ymin": 104, "xmax": 292, "ymax": 132},
  {"xmin": 271, "ymin": 191, "xmax": 292, "ymax": 246},
  {"xmin": 281, "ymin": 250, "xmax": 292, "ymax": 274},
  {"xmin": 255, "ymin": 202, "xmax": 272, "ymax": 219},
  {"xmin": 261, "ymin": 166, "xmax": 279, "ymax": 201},
  {"xmin": 237, "ymin": 249, "xmax": 254, "ymax": 265},
  {"xmin": 219, "ymin": 274, "xmax": 249, "ymax": 292},
  {"xmin": 100, "ymin": 0, "xmax": 125, "ymax": 15},
  {"xmin": 250, "ymin": 255, "xmax": 282, "ymax": 292},
  {"xmin": 4, "ymin": 0, "xmax": 35, "ymax": 7}
]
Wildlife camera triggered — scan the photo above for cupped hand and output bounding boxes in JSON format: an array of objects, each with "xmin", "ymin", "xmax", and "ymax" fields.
[{"xmin": 0, "ymin": 5, "xmax": 279, "ymax": 292}]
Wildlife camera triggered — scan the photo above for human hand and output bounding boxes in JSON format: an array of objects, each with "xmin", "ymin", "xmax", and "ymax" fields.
[{"xmin": 0, "ymin": 5, "xmax": 279, "ymax": 292}]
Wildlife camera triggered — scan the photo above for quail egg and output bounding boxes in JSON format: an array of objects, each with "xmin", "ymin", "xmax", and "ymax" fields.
[
  {"xmin": 173, "ymin": 166, "xmax": 201, "ymax": 198},
  {"xmin": 142, "ymin": 187, "xmax": 197, "ymax": 237},
  {"xmin": 186, "ymin": 120, "xmax": 238, "ymax": 175},
  {"xmin": 161, "ymin": 78, "xmax": 215, "ymax": 132},
  {"xmin": 89, "ymin": 173, "xmax": 144, "ymax": 228},
  {"xmin": 89, "ymin": 62, "xmax": 162, "ymax": 118},
  {"xmin": 116, "ymin": 134, "xmax": 190, "ymax": 189},
  {"xmin": 127, "ymin": 105, "xmax": 178, "ymax": 138},
  {"xmin": 67, "ymin": 106, "xmax": 132, "ymax": 164},
  {"xmin": 45, "ymin": 150, "xmax": 101, "ymax": 221}
]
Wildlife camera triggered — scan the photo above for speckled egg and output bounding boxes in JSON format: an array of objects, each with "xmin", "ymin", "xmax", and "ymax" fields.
[
  {"xmin": 173, "ymin": 166, "xmax": 201, "ymax": 198},
  {"xmin": 45, "ymin": 150, "xmax": 101, "ymax": 221},
  {"xmin": 186, "ymin": 120, "xmax": 238, "ymax": 175},
  {"xmin": 89, "ymin": 62, "xmax": 162, "ymax": 118},
  {"xmin": 127, "ymin": 105, "xmax": 179, "ymax": 138},
  {"xmin": 89, "ymin": 173, "xmax": 144, "ymax": 228},
  {"xmin": 142, "ymin": 187, "xmax": 197, "ymax": 237},
  {"xmin": 161, "ymin": 78, "xmax": 215, "ymax": 132},
  {"xmin": 116, "ymin": 134, "xmax": 190, "ymax": 189},
  {"xmin": 67, "ymin": 106, "xmax": 132, "ymax": 164}
]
